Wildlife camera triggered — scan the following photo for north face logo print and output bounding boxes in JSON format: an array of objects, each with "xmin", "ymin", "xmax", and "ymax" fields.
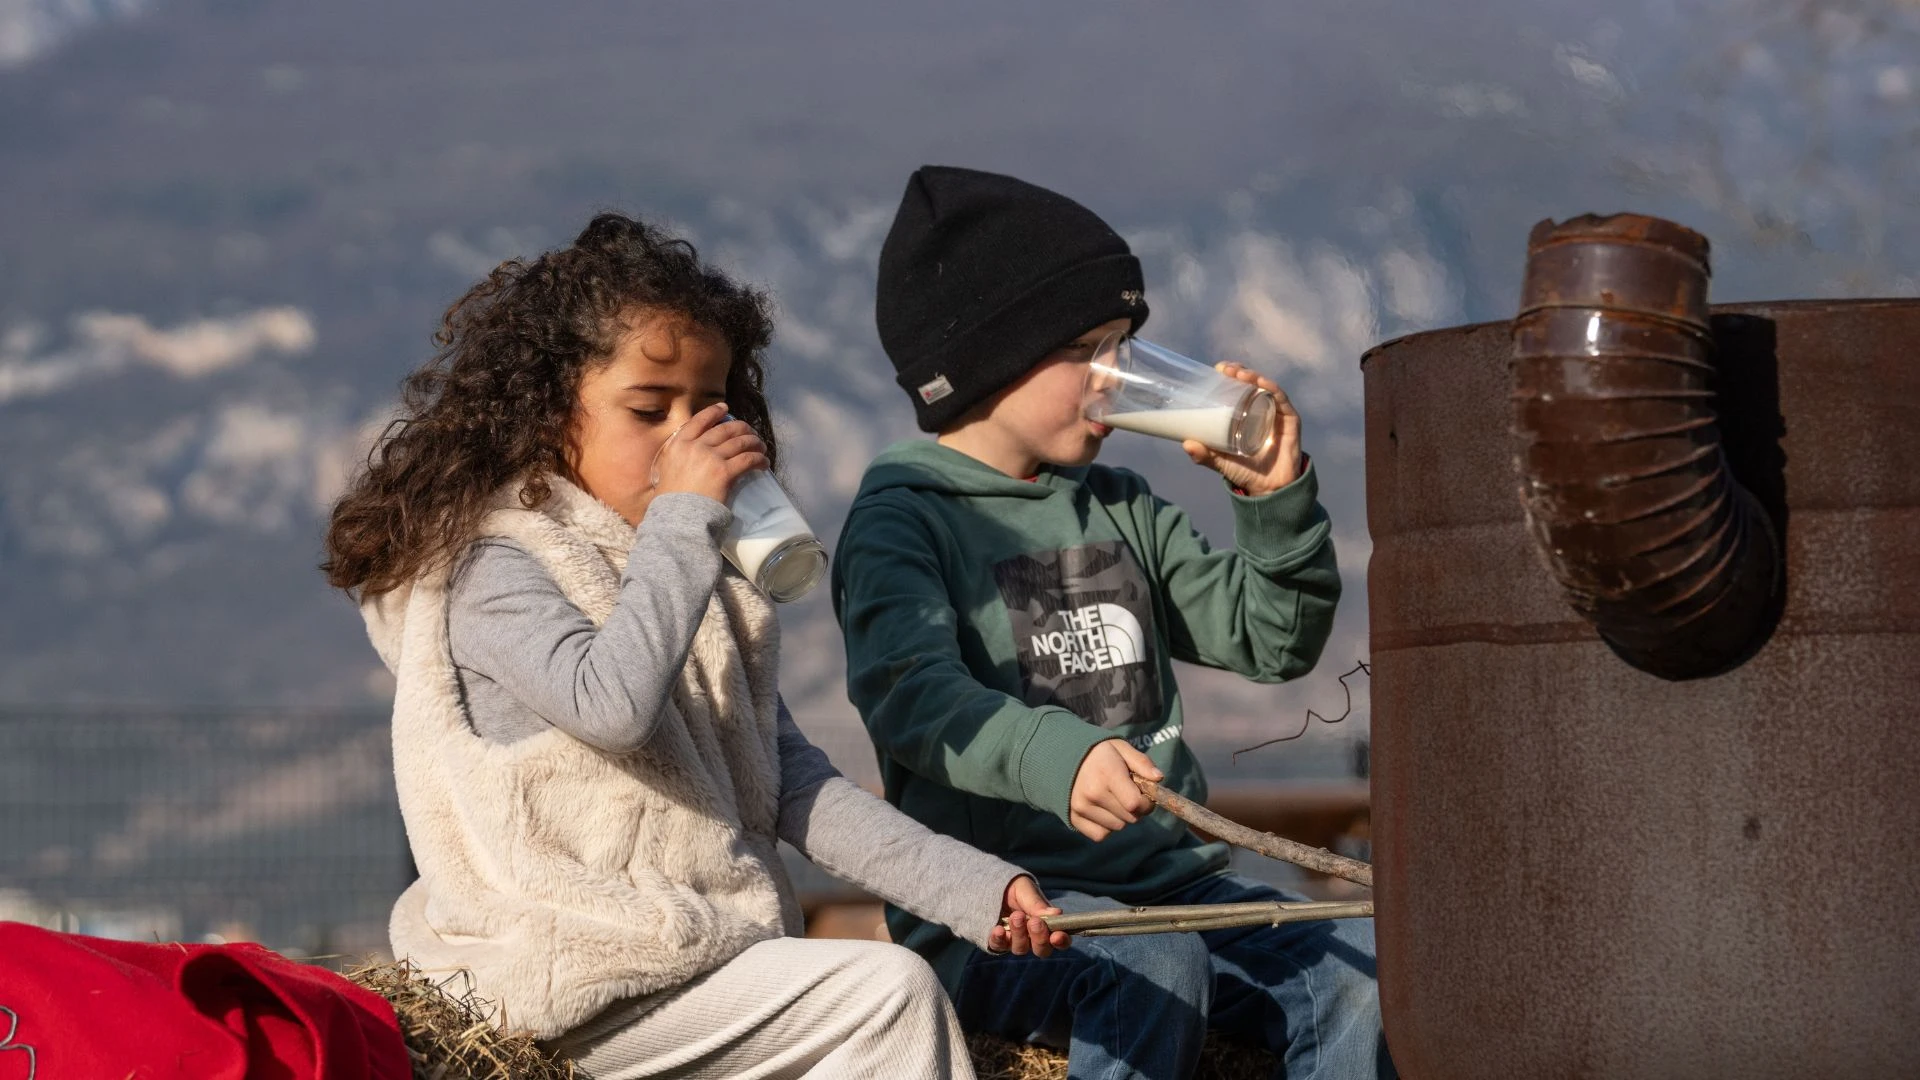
[
  {"xmin": 994, "ymin": 541, "xmax": 1163, "ymax": 729},
  {"xmin": 1029, "ymin": 603, "xmax": 1145, "ymax": 676}
]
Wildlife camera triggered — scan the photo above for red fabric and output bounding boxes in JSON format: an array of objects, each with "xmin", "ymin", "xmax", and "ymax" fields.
[{"xmin": 0, "ymin": 922, "xmax": 409, "ymax": 1080}]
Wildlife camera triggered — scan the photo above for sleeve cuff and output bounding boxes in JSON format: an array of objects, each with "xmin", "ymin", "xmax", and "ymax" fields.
[
  {"xmin": 623, "ymin": 492, "xmax": 730, "ymax": 590},
  {"xmin": 952, "ymin": 867, "xmax": 1023, "ymax": 953},
  {"xmin": 1017, "ymin": 709, "xmax": 1114, "ymax": 825},
  {"xmin": 1228, "ymin": 460, "xmax": 1332, "ymax": 570}
]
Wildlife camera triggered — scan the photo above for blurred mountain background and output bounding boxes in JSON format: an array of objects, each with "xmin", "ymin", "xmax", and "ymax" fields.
[{"xmin": 2, "ymin": 0, "xmax": 1914, "ymax": 946}]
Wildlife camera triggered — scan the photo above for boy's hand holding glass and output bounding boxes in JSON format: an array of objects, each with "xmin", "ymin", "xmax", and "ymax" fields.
[
  {"xmin": 990, "ymin": 876, "xmax": 1071, "ymax": 957},
  {"xmin": 1068, "ymin": 739, "xmax": 1164, "ymax": 842},
  {"xmin": 1181, "ymin": 363, "xmax": 1305, "ymax": 495}
]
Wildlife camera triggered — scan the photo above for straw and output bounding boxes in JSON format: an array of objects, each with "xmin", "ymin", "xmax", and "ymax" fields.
[
  {"xmin": 344, "ymin": 958, "xmax": 584, "ymax": 1080},
  {"xmin": 968, "ymin": 1032, "xmax": 1275, "ymax": 1079}
]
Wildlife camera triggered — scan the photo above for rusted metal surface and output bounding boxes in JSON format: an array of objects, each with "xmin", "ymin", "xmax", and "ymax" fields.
[
  {"xmin": 1513, "ymin": 215, "xmax": 1781, "ymax": 679},
  {"xmin": 1363, "ymin": 297, "xmax": 1920, "ymax": 1078}
]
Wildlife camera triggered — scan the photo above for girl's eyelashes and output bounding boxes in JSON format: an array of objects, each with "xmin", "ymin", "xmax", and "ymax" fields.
[{"xmin": 626, "ymin": 396, "xmax": 721, "ymax": 423}]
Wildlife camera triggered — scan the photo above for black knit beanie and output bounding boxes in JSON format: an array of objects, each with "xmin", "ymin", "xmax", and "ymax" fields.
[{"xmin": 876, "ymin": 166, "xmax": 1150, "ymax": 432}]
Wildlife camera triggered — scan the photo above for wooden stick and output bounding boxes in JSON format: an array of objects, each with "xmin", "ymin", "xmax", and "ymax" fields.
[
  {"xmin": 1044, "ymin": 902, "xmax": 1301, "ymax": 929},
  {"xmin": 994, "ymin": 785, "xmax": 1378, "ymax": 939},
  {"xmin": 1038, "ymin": 900, "xmax": 1374, "ymax": 936},
  {"xmin": 1078, "ymin": 903, "xmax": 1375, "ymax": 936},
  {"xmin": 1136, "ymin": 778, "xmax": 1375, "ymax": 889}
]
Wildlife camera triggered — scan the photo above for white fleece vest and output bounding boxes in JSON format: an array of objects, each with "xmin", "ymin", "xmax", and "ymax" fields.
[{"xmin": 362, "ymin": 476, "xmax": 800, "ymax": 1038}]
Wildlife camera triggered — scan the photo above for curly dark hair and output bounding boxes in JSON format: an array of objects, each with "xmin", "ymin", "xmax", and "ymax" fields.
[{"xmin": 323, "ymin": 211, "xmax": 778, "ymax": 597}]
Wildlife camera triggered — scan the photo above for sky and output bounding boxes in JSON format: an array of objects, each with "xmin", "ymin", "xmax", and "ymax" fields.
[{"xmin": 0, "ymin": 0, "xmax": 1915, "ymax": 762}]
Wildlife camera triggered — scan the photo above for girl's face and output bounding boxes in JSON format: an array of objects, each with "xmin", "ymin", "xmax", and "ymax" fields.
[{"xmin": 567, "ymin": 311, "xmax": 733, "ymax": 525}]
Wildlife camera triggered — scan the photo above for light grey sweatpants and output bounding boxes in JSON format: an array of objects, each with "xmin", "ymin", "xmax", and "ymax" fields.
[{"xmin": 544, "ymin": 937, "xmax": 976, "ymax": 1080}]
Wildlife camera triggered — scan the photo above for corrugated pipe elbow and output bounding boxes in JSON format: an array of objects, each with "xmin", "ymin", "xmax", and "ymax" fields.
[{"xmin": 1511, "ymin": 214, "xmax": 1781, "ymax": 680}]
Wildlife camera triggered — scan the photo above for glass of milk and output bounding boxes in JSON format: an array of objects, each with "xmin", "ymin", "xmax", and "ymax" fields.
[
  {"xmin": 652, "ymin": 420, "xmax": 828, "ymax": 603},
  {"xmin": 721, "ymin": 469, "xmax": 828, "ymax": 602},
  {"xmin": 1082, "ymin": 333, "xmax": 1276, "ymax": 457}
]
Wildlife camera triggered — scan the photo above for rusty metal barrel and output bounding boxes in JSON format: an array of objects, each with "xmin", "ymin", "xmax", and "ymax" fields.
[{"xmin": 1362, "ymin": 216, "xmax": 1920, "ymax": 1077}]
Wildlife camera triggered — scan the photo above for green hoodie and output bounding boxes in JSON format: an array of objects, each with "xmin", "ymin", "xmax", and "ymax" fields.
[{"xmin": 831, "ymin": 439, "xmax": 1341, "ymax": 991}]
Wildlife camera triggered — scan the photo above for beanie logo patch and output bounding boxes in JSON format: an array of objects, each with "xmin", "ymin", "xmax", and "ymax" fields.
[
  {"xmin": 1121, "ymin": 289, "xmax": 1146, "ymax": 307},
  {"xmin": 917, "ymin": 374, "xmax": 955, "ymax": 405}
]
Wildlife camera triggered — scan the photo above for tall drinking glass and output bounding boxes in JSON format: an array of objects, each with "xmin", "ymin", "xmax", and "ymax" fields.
[
  {"xmin": 653, "ymin": 420, "xmax": 827, "ymax": 603},
  {"xmin": 1083, "ymin": 333, "xmax": 1276, "ymax": 457},
  {"xmin": 721, "ymin": 470, "xmax": 827, "ymax": 602}
]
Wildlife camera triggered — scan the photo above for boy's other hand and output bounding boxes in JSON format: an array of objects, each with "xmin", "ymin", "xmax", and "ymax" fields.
[
  {"xmin": 989, "ymin": 875, "xmax": 1070, "ymax": 957},
  {"xmin": 1182, "ymin": 362, "xmax": 1305, "ymax": 495},
  {"xmin": 1069, "ymin": 739, "xmax": 1165, "ymax": 842}
]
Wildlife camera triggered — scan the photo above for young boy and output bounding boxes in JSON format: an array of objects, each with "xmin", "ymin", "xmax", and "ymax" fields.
[{"xmin": 832, "ymin": 165, "xmax": 1392, "ymax": 1078}]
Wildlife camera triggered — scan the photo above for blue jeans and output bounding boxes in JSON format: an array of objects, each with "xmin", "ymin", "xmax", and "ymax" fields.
[{"xmin": 954, "ymin": 873, "xmax": 1394, "ymax": 1080}]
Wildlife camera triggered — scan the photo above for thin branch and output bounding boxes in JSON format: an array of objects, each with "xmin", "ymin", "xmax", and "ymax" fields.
[
  {"xmin": 1080, "ymin": 904, "xmax": 1375, "ymax": 936},
  {"xmin": 1039, "ymin": 900, "xmax": 1375, "ymax": 935},
  {"xmin": 1137, "ymin": 778, "xmax": 1374, "ymax": 889},
  {"xmin": 999, "ymin": 786, "xmax": 1377, "ymax": 938},
  {"xmin": 1046, "ymin": 902, "xmax": 1311, "ymax": 928}
]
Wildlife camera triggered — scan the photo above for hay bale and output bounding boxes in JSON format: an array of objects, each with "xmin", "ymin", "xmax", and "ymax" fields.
[
  {"xmin": 345, "ymin": 957, "xmax": 1272, "ymax": 1080},
  {"xmin": 968, "ymin": 1032, "xmax": 1070, "ymax": 1080},
  {"xmin": 967, "ymin": 1031, "xmax": 1276, "ymax": 1080},
  {"xmin": 345, "ymin": 959, "xmax": 584, "ymax": 1080}
]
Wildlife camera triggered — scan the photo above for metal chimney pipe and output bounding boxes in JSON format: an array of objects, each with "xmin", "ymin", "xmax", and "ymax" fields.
[{"xmin": 1510, "ymin": 214, "xmax": 1781, "ymax": 678}]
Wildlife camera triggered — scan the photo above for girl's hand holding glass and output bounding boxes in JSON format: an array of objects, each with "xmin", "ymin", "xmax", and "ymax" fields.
[
  {"xmin": 650, "ymin": 402, "xmax": 769, "ymax": 505},
  {"xmin": 651, "ymin": 403, "xmax": 828, "ymax": 603}
]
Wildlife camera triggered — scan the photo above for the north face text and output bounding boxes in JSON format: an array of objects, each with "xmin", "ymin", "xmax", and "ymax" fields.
[
  {"xmin": 1029, "ymin": 603, "xmax": 1145, "ymax": 676},
  {"xmin": 994, "ymin": 541, "xmax": 1163, "ymax": 728}
]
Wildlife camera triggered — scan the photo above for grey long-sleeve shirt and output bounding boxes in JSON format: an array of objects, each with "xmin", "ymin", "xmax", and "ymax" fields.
[{"xmin": 444, "ymin": 492, "xmax": 1021, "ymax": 951}]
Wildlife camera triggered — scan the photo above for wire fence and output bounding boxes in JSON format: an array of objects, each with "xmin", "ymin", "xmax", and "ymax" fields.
[
  {"xmin": 0, "ymin": 707, "xmax": 405, "ymax": 957},
  {"xmin": 0, "ymin": 706, "xmax": 1367, "ymax": 956}
]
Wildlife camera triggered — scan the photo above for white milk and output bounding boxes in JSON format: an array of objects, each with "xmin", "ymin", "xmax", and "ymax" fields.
[
  {"xmin": 722, "ymin": 482, "xmax": 825, "ymax": 600},
  {"xmin": 1100, "ymin": 405, "xmax": 1238, "ymax": 450},
  {"xmin": 726, "ymin": 529, "xmax": 804, "ymax": 585}
]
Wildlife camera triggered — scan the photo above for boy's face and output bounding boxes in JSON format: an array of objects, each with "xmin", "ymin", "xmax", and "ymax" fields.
[{"xmin": 985, "ymin": 317, "xmax": 1132, "ymax": 469}]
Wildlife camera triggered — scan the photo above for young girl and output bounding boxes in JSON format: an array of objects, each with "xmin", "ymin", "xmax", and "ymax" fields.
[{"xmin": 323, "ymin": 212, "xmax": 1068, "ymax": 1079}]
